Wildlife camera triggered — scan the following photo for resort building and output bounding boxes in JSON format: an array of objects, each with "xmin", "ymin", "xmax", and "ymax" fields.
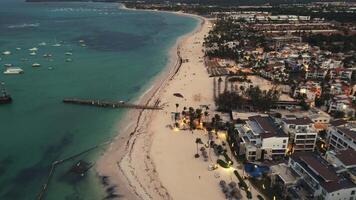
[
  {"xmin": 288, "ymin": 153, "xmax": 356, "ymax": 200},
  {"xmin": 282, "ymin": 115, "xmax": 318, "ymax": 152},
  {"xmin": 234, "ymin": 115, "xmax": 289, "ymax": 161},
  {"xmin": 327, "ymin": 124, "xmax": 356, "ymax": 151}
]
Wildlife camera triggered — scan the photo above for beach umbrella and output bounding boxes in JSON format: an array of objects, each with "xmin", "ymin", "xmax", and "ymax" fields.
[
  {"xmin": 219, "ymin": 180, "xmax": 226, "ymax": 187},
  {"xmin": 229, "ymin": 181, "xmax": 237, "ymax": 188},
  {"xmin": 200, "ymin": 147, "xmax": 206, "ymax": 151}
]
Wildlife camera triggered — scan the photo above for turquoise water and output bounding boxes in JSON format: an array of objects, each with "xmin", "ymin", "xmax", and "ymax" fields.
[{"xmin": 0, "ymin": 1, "xmax": 198, "ymax": 199}]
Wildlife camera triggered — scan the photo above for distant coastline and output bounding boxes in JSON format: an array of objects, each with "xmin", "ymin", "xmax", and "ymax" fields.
[{"xmin": 25, "ymin": 0, "xmax": 119, "ymax": 2}]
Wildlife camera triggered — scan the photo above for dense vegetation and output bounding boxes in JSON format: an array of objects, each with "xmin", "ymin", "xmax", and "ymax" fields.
[
  {"xmin": 216, "ymin": 86, "xmax": 280, "ymax": 112},
  {"xmin": 303, "ymin": 34, "xmax": 356, "ymax": 53}
]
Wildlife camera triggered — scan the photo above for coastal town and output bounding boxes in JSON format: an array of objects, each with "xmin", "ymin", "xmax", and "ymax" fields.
[
  {"xmin": 106, "ymin": 1, "xmax": 356, "ymax": 200},
  {"xmin": 1, "ymin": 1, "xmax": 356, "ymax": 200}
]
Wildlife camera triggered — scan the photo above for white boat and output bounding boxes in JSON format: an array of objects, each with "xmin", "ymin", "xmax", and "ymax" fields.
[
  {"xmin": 32, "ymin": 63, "xmax": 41, "ymax": 67},
  {"xmin": 29, "ymin": 51, "xmax": 37, "ymax": 56},
  {"xmin": 48, "ymin": 67, "xmax": 54, "ymax": 70},
  {"xmin": 52, "ymin": 43, "xmax": 61, "ymax": 47},
  {"xmin": 4, "ymin": 64, "xmax": 12, "ymax": 67},
  {"xmin": 16, "ymin": 47, "xmax": 21, "ymax": 51},
  {"xmin": 38, "ymin": 42, "xmax": 47, "ymax": 46},
  {"xmin": 43, "ymin": 53, "xmax": 52, "ymax": 58},
  {"xmin": 65, "ymin": 58, "xmax": 72, "ymax": 62},
  {"xmin": 3, "ymin": 67, "xmax": 24, "ymax": 74},
  {"xmin": 29, "ymin": 47, "xmax": 38, "ymax": 51},
  {"xmin": 65, "ymin": 52, "xmax": 73, "ymax": 56},
  {"xmin": 79, "ymin": 40, "xmax": 85, "ymax": 43},
  {"xmin": 2, "ymin": 51, "xmax": 11, "ymax": 55}
]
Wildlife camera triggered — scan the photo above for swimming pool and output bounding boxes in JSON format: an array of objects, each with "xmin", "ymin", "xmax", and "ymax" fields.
[{"xmin": 244, "ymin": 163, "xmax": 270, "ymax": 178}]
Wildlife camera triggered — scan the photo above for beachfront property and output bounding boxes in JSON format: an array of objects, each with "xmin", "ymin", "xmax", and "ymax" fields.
[
  {"xmin": 281, "ymin": 115, "xmax": 318, "ymax": 152},
  {"xmin": 327, "ymin": 123, "xmax": 356, "ymax": 151},
  {"xmin": 288, "ymin": 152, "xmax": 356, "ymax": 200},
  {"xmin": 233, "ymin": 115, "xmax": 289, "ymax": 161}
]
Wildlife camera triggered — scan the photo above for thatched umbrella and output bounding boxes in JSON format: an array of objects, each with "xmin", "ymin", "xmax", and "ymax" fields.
[
  {"xmin": 231, "ymin": 189, "xmax": 242, "ymax": 199},
  {"xmin": 219, "ymin": 180, "xmax": 226, "ymax": 187},
  {"xmin": 200, "ymin": 147, "xmax": 206, "ymax": 151},
  {"xmin": 229, "ymin": 181, "xmax": 237, "ymax": 188}
]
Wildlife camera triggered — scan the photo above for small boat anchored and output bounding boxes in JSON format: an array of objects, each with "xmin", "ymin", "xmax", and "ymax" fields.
[
  {"xmin": 0, "ymin": 82, "xmax": 12, "ymax": 105},
  {"xmin": 29, "ymin": 47, "xmax": 38, "ymax": 52},
  {"xmin": 32, "ymin": 63, "xmax": 41, "ymax": 67},
  {"xmin": 2, "ymin": 51, "xmax": 11, "ymax": 55},
  {"xmin": 3, "ymin": 67, "xmax": 24, "ymax": 75}
]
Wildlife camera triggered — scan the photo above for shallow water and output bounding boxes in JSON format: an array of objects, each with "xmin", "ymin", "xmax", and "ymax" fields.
[{"xmin": 0, "ymin": 1, "xmax": 197, "ymax": 199}]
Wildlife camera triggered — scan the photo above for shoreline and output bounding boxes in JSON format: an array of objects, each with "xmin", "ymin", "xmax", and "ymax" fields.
[{"xmin": 96, "ymin": 6, "xmax": 207, "ymax": 200}]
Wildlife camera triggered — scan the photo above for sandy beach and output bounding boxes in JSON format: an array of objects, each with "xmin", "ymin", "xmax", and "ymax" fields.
[
  {"xmin": 96, "ymin": 8, "xmax": 215, "ymax": 200},
  {"xmin": 96, "ymin": 7, "xmax": 266, "ymax": 199}
]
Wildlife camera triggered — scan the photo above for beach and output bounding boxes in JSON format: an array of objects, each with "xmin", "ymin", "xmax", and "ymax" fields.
[
  {"xmin": 96, "ymin": 9, "xmax": 213, "ymax": 200},
  {"xmin": 96, "ymin": 8, "xmax": 264, "ymax": 200}
]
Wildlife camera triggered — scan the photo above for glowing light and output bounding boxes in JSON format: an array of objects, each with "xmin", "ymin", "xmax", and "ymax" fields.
[
  {"xmin": 300, "ymin": 88, "xmax": 307, "ymax": 94},
  {"xmin": 262, "ymin": 184, "xmax": 265, "ymax": 189},
  {"xmin": 173, "ymin": 127, "xmax": 179, "ymax": 132},
  {"xmin": 218, "ymin": 132, "xmax": 227, "ymax": 140},
  {"xmin": 273, "ymin": 196, "xmax": 276, "ymax": 200}
]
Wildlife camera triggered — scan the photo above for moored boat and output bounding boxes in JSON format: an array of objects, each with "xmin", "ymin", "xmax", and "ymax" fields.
[
  {"xmin": 32, "ymin": 63, "xmax": 41, "ymax": 67},
  {"xmin": 2, "ymin": 51, "xmax": 11, "ymax": 55},
  {"xmin": 0, "ymin": 82, "xmax": 12, "ymax": 104},
  {"xmin": 3, "ymin": 67, "xmax": 24, "ymax": 75}
]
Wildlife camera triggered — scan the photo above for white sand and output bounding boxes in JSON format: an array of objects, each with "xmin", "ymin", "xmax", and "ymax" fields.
[{"xmin": 97, "ymin": 9, "xmax": 264, "ymax": 200}]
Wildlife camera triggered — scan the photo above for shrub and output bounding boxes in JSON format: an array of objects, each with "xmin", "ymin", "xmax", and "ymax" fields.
[{"xmin": 217, "ymin": 159, "xmax": 230, "ymax": 168}]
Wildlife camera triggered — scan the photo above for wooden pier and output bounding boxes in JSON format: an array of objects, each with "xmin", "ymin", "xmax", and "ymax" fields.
[{"xmin": 63, "ymin": 98, "xmax": 162, "ymax": 110}]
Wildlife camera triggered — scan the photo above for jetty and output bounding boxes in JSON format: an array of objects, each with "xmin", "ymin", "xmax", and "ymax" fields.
[
  {"xmin": 63, "ymin": 98, "xmax": 163, "ymax": 110},
  {"xmin": 37, "ymin": 141, "xmax": 110, "ymax": 200}
]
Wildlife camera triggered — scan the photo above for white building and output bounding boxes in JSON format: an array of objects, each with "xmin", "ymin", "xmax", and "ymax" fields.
[
  {"xmin": 282, "ymin": 115, "xmax": 318, "ymax": 152},
  {"xmin": 289, "ymin": 153, "xmax": 356, "ymax": 200},
  {"xmin": 235, "ymin": 115, "xmax": 288, "ymax": 161},
  {"xmin": 328, "ymin": 95, "xmax": 355, "ymax": 117},
  {"xmin": 327, "ymin": 124, "xmax": 356, "ymax": 151}
]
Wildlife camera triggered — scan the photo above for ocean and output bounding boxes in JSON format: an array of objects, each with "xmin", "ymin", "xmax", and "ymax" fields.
[{"xmin": 0, "ymin": 1, "xmax": 198, "ymax": 199}]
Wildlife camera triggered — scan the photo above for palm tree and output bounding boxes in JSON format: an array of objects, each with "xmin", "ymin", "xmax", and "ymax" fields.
[
  {"xmin": 218, "ymin": 77, "xmax": 223, "ymax": 95},
  {"xmin": 204, "ymin": 111, "xmax": 209, "ymax": 124},
  {"xmin": 175, "ymin": 103, "xmax": 179, "ymax": 113},
  {"xmin": 196, "ymin": 108, "xmax": 203, "ymax": 126},
  {"xmin": 195, "ymin": 138, "xmax": 203, "ymax": 158},
  {"xmin": 224, "ymin": 76, "xmax": 228, "ymax": 92}
]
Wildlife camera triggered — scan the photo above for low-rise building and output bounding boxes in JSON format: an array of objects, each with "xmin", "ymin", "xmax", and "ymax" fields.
[
  {"xmin": 289, "ymin": 153, "xmax": 356, "ymax": 200},
  {"xmin": 308, "ymin": 108, "xmax": 331, "ymax": 130},
  {"xmin": 282, "ymin": 115, "xmax": 318, "ymax": 152},
  {"xmin": 327, "ymin": 124, "xmax": 356, "ymax": 151},
  {"xmin": 293, "ymin": 81, "xmax": 322, "ymax": 107},
  {"xmin": 234, "ymin": 115, "xmax": 289, "ymax": 161},
  {"xmin": 327, "ymin": 95, "xmax": 355, "ymax": 117}
]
